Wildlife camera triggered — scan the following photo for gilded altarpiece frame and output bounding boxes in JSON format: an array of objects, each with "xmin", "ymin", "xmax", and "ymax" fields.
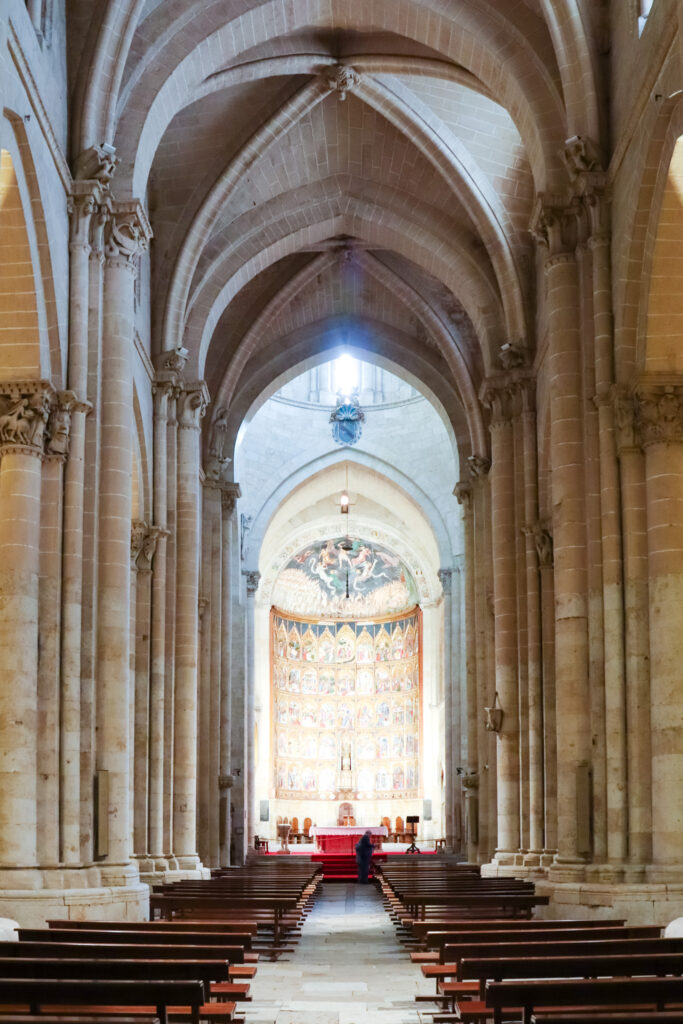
[{"xmin": 270, "ymin": 607, "xmax": 423, "ymax": 802}]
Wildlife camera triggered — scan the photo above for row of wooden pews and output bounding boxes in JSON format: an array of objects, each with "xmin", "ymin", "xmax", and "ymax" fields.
[
  {"xmin": 375, "ymin": 864, "xmax": 683, "ymax": 1024},
  {"xmin": 0, "ymin": 861, "xmax": 322, "ymax": 1024}
]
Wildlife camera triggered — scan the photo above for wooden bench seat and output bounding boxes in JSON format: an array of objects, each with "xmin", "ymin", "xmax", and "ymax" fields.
[
  {"xmin": 0, "ymin": 942, "xmax": 243, "ymax": 966},
  {"xmin": 0, "ymin": 978, "xmax": 205, "ymax": 1024},
  {"xmin": 531, "ymin": 1014, "xmax": 683, "ymax": 1024},
  {"xmin": 460, "ymin": 951, "xmax": 683, "ymax": 1000},
  {"xmin": 486, "ymin": 977, "xmax": 683, "ymax": 1024},
  {"xmin": 0, "ymin": 960, "xmax": 228, "ymax": 987},
  {"xmin": 442, "ymin": 935, "xmax": 683, "ymax": 966}
]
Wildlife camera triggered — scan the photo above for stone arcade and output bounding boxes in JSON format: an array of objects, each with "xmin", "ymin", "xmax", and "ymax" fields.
[{"xmin": 0, "ymin": 0, "xmax": 682, "ymax": 928}]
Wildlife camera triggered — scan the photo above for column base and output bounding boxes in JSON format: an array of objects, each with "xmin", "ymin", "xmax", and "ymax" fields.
[
  {"xmin": 0, "ymin": 865, "xmax": 149, "ymax": 927},
  {"xmin": 536, "ymin": 878, "xmax": 683, "ymax": 925},
  {"xmin": 646, "ymin": 864, "xmax": 683, "ymax": 885},
  {"xmin": 585, "ymin": 862, "xmax": 625, "ymax": 884},
  {"xmin": 547, "ymin": 857, "xmax": 588, "ymax": 883}
]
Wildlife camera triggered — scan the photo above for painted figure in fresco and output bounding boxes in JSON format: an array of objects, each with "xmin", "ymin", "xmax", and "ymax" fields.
[
  {"xmin": 302, "ymin": 703, "xmax": 316, "ymax": 727},
  {"xmin": 288, "ymin": 668, "xmax": 300, "ymax": 692},
  {"xmin": 302, "ymin": 669, "xmax": 317, "ymax": 693},
  {"xmin": 319, "ymin": 734, "xmax": 336, "ymax": 760},
  {"xmin": 377, "ymin": 701, "xmax": 390, "ymax": 727},
  {"xmin": 393, "ymin": 766, "xmax": 404, "ymax": 790},
  {"xmin": 355, "ymin": 830, "xmax": 373, "ymax": 884}
]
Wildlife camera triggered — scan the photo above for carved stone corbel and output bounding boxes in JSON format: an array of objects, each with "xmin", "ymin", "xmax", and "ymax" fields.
[
  {"xmin": 104, "ymin": 199, "xmax": 152, "ymax": 272},
  {"xmin": 130, "ymin": 520, "xmax": 148, "ymax": 568},
  {"xmin": 467, "ymin": 454, "xmax": 491, "ymax": 479}
]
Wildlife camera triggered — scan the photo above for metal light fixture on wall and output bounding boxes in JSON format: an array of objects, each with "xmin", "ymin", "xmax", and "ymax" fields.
[{"xmin": 484, "ymin": 691, "xmax": 504, "ymax": 733}]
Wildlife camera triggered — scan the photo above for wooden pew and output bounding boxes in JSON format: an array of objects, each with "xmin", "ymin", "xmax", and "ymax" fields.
[
  {"xmin": 531, "ymin": 1014, "xmax": 683, "ymax": 1024},
  {"xmin": 486, "ymin": 976, "xmax": 683, "ymax": 1024},
  {"xmin": 0, "ymin": 942, "xmax": 244, "ymax": 965},
  {"xmin": 0, "ymin": 978, "xmax": 205, "ymax": 1024},
  {"xmin": 18, "ymin": 931, "xmax": 247, "ymax": 961},
  {"xmin": 442, "ymin": 934, "xmax": 683, "ymax": 965},
  {"xmin": 459, "ymin": 951, "xmax": 683, "ymax": 1000}
]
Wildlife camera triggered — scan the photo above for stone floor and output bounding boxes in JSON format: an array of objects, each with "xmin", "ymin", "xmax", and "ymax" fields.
[{"xmin": 245, "ymin": 881, "xmax": 433, "ymax": 1024}]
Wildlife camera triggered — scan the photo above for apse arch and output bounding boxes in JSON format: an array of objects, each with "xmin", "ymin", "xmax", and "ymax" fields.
[{"xmin": 242, "ymin": 450, "xmax": 454, "ymax": 573}]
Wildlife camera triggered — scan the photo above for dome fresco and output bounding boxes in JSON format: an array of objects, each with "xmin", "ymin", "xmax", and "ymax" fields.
[{"xmin": 272, "ymin": 536, "xmax": 419, "ymax": 619}]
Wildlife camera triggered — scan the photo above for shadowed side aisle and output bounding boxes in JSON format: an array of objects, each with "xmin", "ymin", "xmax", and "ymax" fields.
[{"xmin": 245, "ymin": 881, "xmax": 425, "ymax": 1024}]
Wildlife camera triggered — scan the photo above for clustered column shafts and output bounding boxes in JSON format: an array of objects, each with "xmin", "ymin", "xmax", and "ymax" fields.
[
  {"xmin": 173, "ymin": 383, "xmax": 208, "ymax": 870},
  {"xmin": 636, "ymin": 387, "xmax": 683, "ymax": 879},
  {"xmin": 486, "ymin": 384, "xmax": 520, "ymax": 862},
  {"xmin": 95, "ymin": 201, "xmax": 151, "ymax": 870}
]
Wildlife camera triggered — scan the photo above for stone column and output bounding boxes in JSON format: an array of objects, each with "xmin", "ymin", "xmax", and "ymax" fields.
[
  {"xmin": 484, "ymin": 385, "xmax": 520, "ymax": 862},
  {"xmin": 220, "ymin": 485, "xmax": 240, "ymax": 865},
  {"xmin": 133, "ymin": 527, "xmax": 159, "ymax": 863},
  {"xmin": 519, "ymin": 386, "xmax": 544, "ymax": 863},
  {"xmin": 96, "ymin": 201, "xmax": 151, "ymax": 870},
  {"xmin": 0, "ymin": 381, "xmax": 51, "ymax": 885},
  {"xmin": 470, "ymin": 456, "xmax": 492, "ymax": 861},
  {"xmin": 80, "ymin": 202, "xmax": 108, "ymax": 865},
  {"xmin": 129, "ymin": 521, "xmax": 145, "ymax": 850},
  {"xmin": 533, "ymin": 202, "xmax": 591, "ymax": 876},
  {"xmin": 438, "ymin": 568, "xmax": 455, "ymax": 849},
  {"xmin": 585, "ymin": 181, "xmax": 627, "ymax": 874},
  {"xmin": 537, "ymin": 534, "xmax": 558, "ymax": 860},
  {"xmin": 61, "ymin": 185, "xmax": 98, "ymax": 866},
  {"xmin": 614, "ymin": 389, "xmax": 651, "ymax": 875},
  {"xmin": 208, "ymin": 500, "xmax": 223, "ymax": 867},
  {"xmin": 147, "ymin": 368, "xmax": 177, "ymax": 867},
  {"xmin": 37, "ymin": 438, "xmax": 64, "ymax": 870},
  {"xmin": 243, "ymin": 570, "xmax": 260, "ymax": 851},
  {"xmin": 164, "ymin": 387, "xmax": 179, "ymax": 864},
  {"xmin": 173, "ymin": 382, "xmax": 208, "ymax": 872},
  {"xmin": 455, "ymin": 481, "xmax": 478, "ymax": 861},
  {"xmin": 635, "ymin": 386, "xmax": 683, "ymax": 879}
]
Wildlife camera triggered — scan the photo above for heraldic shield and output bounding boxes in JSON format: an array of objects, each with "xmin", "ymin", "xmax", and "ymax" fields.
[{"xmin": 330, "ymin": 399, "xmax": 365, "ymax": 446}]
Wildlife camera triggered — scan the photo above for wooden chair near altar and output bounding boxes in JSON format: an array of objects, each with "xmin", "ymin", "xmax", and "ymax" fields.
[
  {"xmin": 381, "ymin": 816, "xmax": 394, "ymax": 842},
  {"xmin": 290, "ymin": 817, "xmax": 301, "ymax": 843},
  {"xmin": 393, "ymin": 815, "xmax": 406, "ymax": 843},
  {"xmin": 303, "ymin": 817, "xmax": 313, "ymax": 842}
]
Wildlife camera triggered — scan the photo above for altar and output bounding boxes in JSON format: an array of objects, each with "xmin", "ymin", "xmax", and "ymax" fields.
[{"xmin": 310, "ymin": 825, "xmax": 388, "ymax": 854}]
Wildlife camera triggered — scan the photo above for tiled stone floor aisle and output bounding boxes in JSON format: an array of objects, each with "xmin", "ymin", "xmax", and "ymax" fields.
[{"xmin": 245, "ymin": 881, "xmax": 430, "ymax": 1024}]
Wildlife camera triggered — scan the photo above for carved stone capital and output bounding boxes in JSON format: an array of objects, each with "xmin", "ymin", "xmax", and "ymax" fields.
[
  {"xmin": 221, "ymin": 482, "xmax": 242, "ymax": 516},
  {"xmin": 438, "ymin": 568, "xmax": 453, "ymax": 595},
  {"xmin": 454, "ymin": 481, "xmax": 473, "ymax": 511},
  {"xmin": 243, "ymin": 570, "xmax": 261, "ymax": 596},
  {"xmin": 530, "ymin": 195, "xmax": 581, "ymax": 258},
  {"xmin": 177, "ymin": 382, "xmax": 209, "ymax": 430},
  {"xmin": 323, "ymin": 64, "xmax": 361, "ymax": 100},
  {"xmin": 45, "ymin": 389, "xmax": 89, "ymax": 458},
  {"xmin": 139, "ymin": 525, "xmax": 165, "ymax": 571},
  {"xmin": 0, "ymin": 380, "xmax": 54, "ymax": 456},
  {"xmin": 73, "ymin": 143, "xmax": 118, "ymax": 185},
  {"xmin": 611, "ymin": 386, "xmax": 639, "ymax": 453},
  {"xmin": 523, "ymin": 521, "xmax": 554, "ymax": 566},
  {"xmin": 461, "ymin": 772, "xmax": 479, "ymax": 792},
  {"xmin": 154, "ymin": 347, "xmax": 189, "ymax": 376},
  {"xmin": 562, "ymin": 135, "xmax": 603, "ymax": 183},
  {"xmin": 104, "ymin": 199, "xmax": 152, "ymax": 271},
  {"xmin": 131, "ymin": 520, "xmax": 148, "ymax": 568},
  {"xmin": 69, "ymin": 185, "xmax": 101, "ymax": 252},
  {"xmin": 634, "ymin": 385, "xmax": 683, "ymax": 448},
  {"xmin": 499, "ymin": 341, "xmax": 527, "ymax": 370},
  {"xmin": 467, "ymin": 454, "xmax": 491, "ymax": 479}
]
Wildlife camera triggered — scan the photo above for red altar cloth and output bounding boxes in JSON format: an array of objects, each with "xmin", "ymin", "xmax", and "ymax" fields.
[{"xmin": 310, "ymin": 825, "xmax": 388, "ymax": 854}]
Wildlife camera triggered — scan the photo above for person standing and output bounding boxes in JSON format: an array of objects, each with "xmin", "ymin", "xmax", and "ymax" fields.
[{"xmin": 355, "ymin": 830, "xmax": 373, "ymax": 883}]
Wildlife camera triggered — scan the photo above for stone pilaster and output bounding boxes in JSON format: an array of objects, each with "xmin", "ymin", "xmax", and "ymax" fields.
[
  {"xmin": 61, "ymin": 184, "xmax": 100, "ymax": 867},
  {"xmin": 132, "ymin": 525, "xmax": 160, "ymax": 865},
  {"xmin": 220, "ymin": 484, "xmax": 240, "ymax": 864},
  {"xmin": 173, "ymin": 381, "xmax": 208, "ymax": 871},
  {"xmin": 243, "ymin": 569, "xmax": 260, "ymax": 853},
  {"xmin": 482, "ymin": 383, "xmax": 520, "ymax": 863},
  {"xmin": 0, "ymin": 381, "xmax": 52, "ymax": 885},
  {"xmin": 96, "ymin": 199, "xmax": 151, "ymax": 872},
  {"xmin": 455, "ymin": 481, "xmax": 478, "ymax": 861},
  {"xmin": 438, "ymin": 567, "xmax": 456, "ymax": 851},
  {"xmin": 613, "ymin": 388, "xmax": 651, "ymax": 875},
  {"xmin": 532, "ymin": 199, "xmax": 591, "ymax": 877},
  {"xmin": 634, "ymin": 385, "xmax": 683, "ymax": 880}
]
